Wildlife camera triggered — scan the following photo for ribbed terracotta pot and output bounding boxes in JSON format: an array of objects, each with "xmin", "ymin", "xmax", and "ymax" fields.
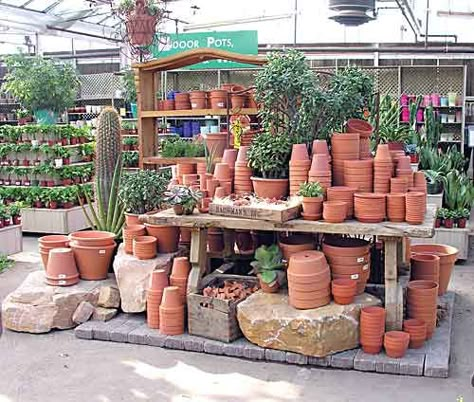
[
  {"xmin": 123, "ymin": 224, "xmax": 146, "ymax": 254},
  {"xmin": 133, "ymin": 235, "xmax": 157, "ymax": 260},
  {"xmin": 354, "ymin": 193, "xmax": 386, "ymax": 223},
  {"xmin": 386, "ymin": 194, "xmax": 406, "ymax": 222},
  {"xmin": 346, "ymin": 118, "xmax": 373, "ymax": 138},
  {"xmin": 405, "ymin": 192, "xmax": 425, "ymax": 225},
  {"xmin": 149, "ymin": 269, "xmax": 169, "ymax": 291},
  {"xmin": 45, "ymin": 247, "xmax": 79, "ymax": 286},
  {"xmin": 70, "ymin": 241, "xmax": 116, "ymax": 280},
  {"xmin": 331, "ymin": 278, "xmax": 357, "ymax": 305},
  {"xmin": 278, "ymin": 234, "xmax": 314, "ymax": 261},
  {"xmin": 323, "ymin": 201, "xmax": 347, "ymax": 223},
  {"xmin": 69, "ymin": 230, "xmax": 116, "ymax": 247},
  {"xmin": 403, "ymin": 318, "xmax": 427, "ymax": 349},
  {"xmin": 147, "ymin": 289, "xmax": 162, "ymax": 329},
  {"xmin": 384, "ymin": 331, "xmax": 410, "ymax": 358},
  {"xmin": 125, "ymin": 213, "xmax": 140, "ymax": 226},
  {"xmin": 407, "ymin": 280, "xmax": 438, "ymax": 338},
  {"xmin": 411, "ymin": 254, "xmax": 440, "ymax": 285},
  {"xmin": 410, "ymin": 244, "xmax": 458, "ymax": 295},
  {"xmin": 360, "ymin": 306, "xmax": 386, "ymax": 354},
  {"xmin": 145, "ymin": 224, "xmax": 179, "ymax": 253}
]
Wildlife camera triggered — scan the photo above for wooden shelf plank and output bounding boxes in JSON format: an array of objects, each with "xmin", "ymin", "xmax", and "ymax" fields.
[
  {"xmin": 141, "ymin": 108, "xmax": 258, "ymax": 118},
  {"xmin": 143, "ymin": 156, "xmax": 213, "ymax": 165}
]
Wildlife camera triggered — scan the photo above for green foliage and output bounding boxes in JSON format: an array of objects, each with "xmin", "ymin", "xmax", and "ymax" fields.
[
  {"xmin": 298, "ymin": 181, "xmax": 324, "ymax": 198},
  {"xmin": 122, "ymin": 70, "xmax": 137, "ymax": 104},
  {"xmin": 250, "ymin": 245, "xmax": 284, "ymax": 284},
  {"xmin": 436, "ymin": 208, "xmax": 447, "ymax": 219},
  {"xmin": 164, "ymin": 185, "xmax": 202, "ymax": 213},
  {"xmin": 118, "ymin": 0, "xmax": 161, "ymax": 16},
  {"xmin": 421, "ymin": 106, "xmax": 441, "ymax": 148},
  {"xmin": 441, "ymin": 170, "xmax": 474, "ymax": 211},
  {"xmin": 160, "ymin": 137, "xmax": 205, "ymax": 158},
  {"xmin": 3, "ymin": 54, "xmax": 79, "ymax": 113},
  {"xmin": 7, "ymin": 201, "xmax": 25, "ymax": 217},
  {"xmin": 122, "ymin": 151, "xmax": 139, "ymax": 167},
  {"xmin": 0, "ymin": 254, "xmax": 13, "ymax": 273},
  {"xmin": 119, "ymin": 169, "xmax": 169, "ymax": 214},
  {"xmin": 123, "ymin": 137, "xmax": 138, "ymax": 147},
  {"xmin": 247, "ymin": 132, "xmax": 292, "ymax": 179}
]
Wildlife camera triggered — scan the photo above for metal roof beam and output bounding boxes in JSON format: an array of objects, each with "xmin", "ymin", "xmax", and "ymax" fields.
[{"xmin": 43, "ymin": 0, "xmax": 65, "ymax": 13}]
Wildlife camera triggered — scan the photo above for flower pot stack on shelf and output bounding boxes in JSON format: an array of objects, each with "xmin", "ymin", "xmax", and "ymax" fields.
[
  {"xmin": 331, "ymin": 133, "xmax": 360, "ymax": 186},
  {"xmin": 289, "ymin": 144, "xmax": 311, "ymax": 196},
  {"xmin": 344, "ymin": 159, "xmax": 373, "ymax": 193},
  {"xmin": 170, "ymin": 256, "xmax": 191, "ymax": 303},
  {"xmin": 327, "ymin": 186, "xmax": 356, "ymax": 219},
  {"xmin": 373, "ymin": 144, "xmax": 393, "ymax": 194},
  {"xmin": 346, "ymin": 118, "xmax": 373, "ymax": 159},
  {"xmin": 354, "ymin": 193, "xmax": 386, "ymax": 223},
  {"xmin": 160, "ymin": 285, "xmax": 185, "ymax": 335},
  {"xmin": 234, "ymin": 146, "xmax": 253, "ymax": 195},
  {"xmin": 360, "ymin": 306, "xmax": 386, "ymax": 354},
  {"xmin": 123, "ymin": 224, "xmax": 146, "ymax": 254},
  {"xmin": 147, "ymin": 270, "xmax": 168, "ymax": 329},
  {"xmin": 309, "ymin": 140, "xmax": 332, "ymax": 193}
]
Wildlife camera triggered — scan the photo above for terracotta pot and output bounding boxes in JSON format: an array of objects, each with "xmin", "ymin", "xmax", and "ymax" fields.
[
  {"xmin": 222, "ymin": 149, "xmax": 238, "ymax": 167},
  {"xmin": 70, "ymin": 241, "xmax": 116, "ymax": 280},
  {"xmin": 39, "ymin": 234, "xmax": 69, "ymax": 248},
  {"xmin": 45, "ymin": 247, "xmax": 79, "ymax": 286},
  {"xmin": 161, "ymin": 286, "xmax": 183, "ymax": 308},
  {"xmin": 171, "ymin": 256, "xmax": 191, "ymax": 278},
  {"xmin": 251, "ymin": 177, "xmax": 288, "ymax": 199},
  {"xmin": 407, "ymin": 280, "xmax": 438, "ymax": 338},
  {"xmin": 203, "ymin": 133, "xmax": 228, "ymax": 158},
  {"xmin": 384, "ymin": 331, "xmax": 410, "ymax": 358},
  {"xmin": 331, "ymin": 133, "xmax": 360, "ymax": 156},
  {"xmin": 235, "ymin": 230, "xmax": 253, "ymax": 253},
  {"xmin": 312, "ymin": 140, "xmax": 330, "ymax": 157},
  {"xmin": 354, "ymin": 193, "xmax": 386, "ymax": 223},
  {"xmin": 323, "ymin": 201, "xmax": 347, "ymax": 223},
  {"xmin": 410, "ymin": 244, "xmax": 458, "ymax": 295},
  {"xmin": 206, "ymin": 178, "xmax": 220, "ymax": 198},
  {"xmin": 405, "ymin": 192, "xmax": 425, "ymax": 225},
  {"xmin": 133, "ymin": 236, "xmax": 157, "ymax": 260},
  {"xmin": 403, "ymin": 319, "xmax": 427, "ymax": 349},
  {"xmin": 386, "ymin": 194, "xmax": 406, "ymax": 222},
  {"xmin": 208, "ymin": 229, "xmax": 224, "ymax": 252},
  {"xmin": 209, "ymin": 89, "xmax": 227, "ymax": 109},
  {"xmin": 331, "ymin": 278, "xmax": 357, "ymax": 305},
  {"xmin": 69, "ymin": 231, "xmax": 115, "ymax": 247},
  {"xmin": 326, "ymin": 186, "xmax": 356, "ymax": 218},
  {"xmin": 144, "ymin": 224, "xmax": 179, "ymax": 253},
  {"xmin": 170, "ymin": 275, "xmax": 187, "ymax": 302},
  {"xmin": 149, "ymin": 269, "xmax": 169, "ymax": 291},
  {"xmin": 123, "ymin": 224, "xmax": 146, "ymax": 254},
  {"xmin": 302, "ymin": 196, "xmax": 323, "ymax": 216},
  {"xmin": 347, "ymin": 118, "xmax": 373, "ymax": 138},
  {"xmin": 411, "ymin": 254, "xmax": 440, "ymax": 284},
  {"xmin": 310, "ymin": 154, "xmax": 330, "ymax": 174},
  {"xmin": 147, "ymin": 290, "xmax": 162, "ymax": 329},
  {"xmin": 323, "ymin": 236, "xmax": 370, "ymax": 257},
  {"xmin": 413, "ymin": 171, "xmax": 426, "ymax": 188},
  {"xmin": 231, "ymin": 94, "xmax": 246, "ymax": 109},
  {"xmin": 213, "ymin": 162, "xmax": 230, "ymax": 181},
  {"xmin": 162, "ymin": 99, "xmax": 175, "ymax": 111},
  {"xmin": 360, "ymin": 306, "xmax": 386, "ymax": 354},
  {"xmin": 278, "ymin": 234, "xmax": 314, "ymax": 261},
  {"xmin": 291, "ymin": 144, "xmax": 310, "ymax": 162},
  {"xmin": 258, "ymin": 274, "xmax": 280, "ymax": 293},
  {"xmin": 213, "ymin": 187, "xmax": 227, "ymax": 199},
  {"xmin": 374, "ymin": 144, "xmax": 391, "ymax": 160}
]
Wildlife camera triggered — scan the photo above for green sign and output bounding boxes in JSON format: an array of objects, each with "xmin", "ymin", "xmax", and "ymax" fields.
[{"xmin": 153, "ymin": 30, "xmax": 258, "ymax": 70}]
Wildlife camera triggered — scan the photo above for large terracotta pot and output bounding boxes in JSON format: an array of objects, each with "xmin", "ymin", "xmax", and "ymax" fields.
[
  {"xmin": 145, "ymin": 224, "xmax": 180, "ymax": 253},
  {"xmin": 384, "ymin": 331, "xmax": 410, "ymax": 358},
  {"xmin": 251, "ymin": 177, "xmax": 288, "ymax": 199},
  {"xmin": 45, "ymin": 248, "xmax": 79, "ymax": 286},
  {"xmin": 203, "ymin": 133, "xmax": 228, "ymax": 158},
  {"xmin": 70, "ymin": 241, "xmax": 116, "ymax": 280},
  {"xmin": 69, "ymin": 231, "xmax": 116, "ymax": 247},
  {"xmin": 407, "ymin": 280, "xmax": 438, "ymax": 338},
  {"xmin": 278, "ymin": 233, "xmax": 314, "ymax": 261},
  {"xmin": 403, "ymin": 318, "xmax": 427, "ymax": 349},
  {"xmin": 410, "ymin": 244, "xmax": 458, "ymax": 295}
]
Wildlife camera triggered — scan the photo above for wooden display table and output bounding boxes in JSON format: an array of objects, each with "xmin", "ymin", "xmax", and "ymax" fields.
[{"xmin": 140, "ymin": 205, "xmax": 436, "ymax": 331}]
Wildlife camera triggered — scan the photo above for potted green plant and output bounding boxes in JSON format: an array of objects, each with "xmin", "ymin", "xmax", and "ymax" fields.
[
  {"xmin": 27, "ymin": 187, "xmax": 44, "ymax": 208},
  {"xmin": 0, "ymin": 205, "xmax": 6, "ymax": 228},
  {"xmin": 443, "ymin": 210, "xmax": 455, "ymax": 228},
  {"xmin": 435, "ymin": 208, "xmax": 446, "ymax": 228},
  {"xmin": 250, "ymin": 244, "xmax": 286, "ymax": 293},
  {"xmin": 80, "ymin": 143, "xmax": 95, "ymax": 162},
  {"xmin": 424, "ymin": 169, "xmax": 444, "ymax": 195},
  {"xmin": 118, "ymin": 0, "xmax": 162, "ymax": 47},
  {"xmin": 298, "ymin": 181, "xmax": 324, "ymax": 219},
  {"xmin": 14, "ymin": 107, "xmax": 31, "ymax": 126},
  {"xmin": 8, "ymin": 201, "xmax": 24, "ymax": 225},
  {"xmin": 164, "ymin": 185, "xmax": 202, "ymax": 215},
  {"xmin": 457, "ymin": 208, "xmax": 470, "ymax": 229},
  {"xmin": 45, "ymin": 188, "xmax": 61, "ymax": 209},
  {"xmin": 247, "ymin": 132, "xmax": 291, "ymax": 199},
  {"xmin": 3, "ymin": 54, "xmax": 79, "ymax": 124},
  {"xmin": 122, "ymin": 70, "xmax": 138, "ymax": 118}
]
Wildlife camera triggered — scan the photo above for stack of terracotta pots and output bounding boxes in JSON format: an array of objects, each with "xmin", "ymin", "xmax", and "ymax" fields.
[
  {"xmin": 189, "ymin": 91, "xmax": 207, "ymax": 109},
  {"xmin": 179, "ymin": 227, "xmax": 192, "ymax": 247},
  {"xmin": 373, "ymin": 144, "xmax": 393, "ymax": 193},
  {"xmin": 344, "ymin": 159, "xmax": 373, "ymax": 192},
  {"xmin": 403, "ymin": 318, "xmax": 427, "ymax": 349},
  {"xmin": 240, "ymin": 129, "xmax": 257, "ymax": 146},
  {"xmin": 38, "ymin": 235, "xmax": 69, "ymax": 269},
  {"xmin": 331, "ymin": 133, "xmax": 360, "ymax": 186},
  {"xmin": 327, "ymin": 186, "xmax": 356, "ymax": 218},
  {"xmin": 323, "ymin": 236, "xmax": 370, "ymax": 295},
  {"xmin": 133, "ymin": 236, "xmax": 157, "ymax": 260},
  {"xmin": 395, "ymin": 155, "xmax": 413, "ymax": 187},
  {"xmin": 312, "ymin": 140, "xmax": 331, "ymax": 162},
  {"xmin": 222, "ymin": 149, "xmax": 238, "ymax": 179},
  {"xmin": 405, "ymin": 191, "xmax": 425, "ymax": 224},
  {"xmin": 323, "ymin": 201, "xmax": 347, "ymax": 223},
  {"xmin": 159, "ymin": 286, "xmax": 185, "ymax": 335},
  {"xmin": 386, "ymin": 194, "xmax": 406, "ymax": 222},
  {"xmin": 407, "ymin": 280, "xmax": 438, "ymax": 338},
  {"xmin": 289, "ymin": 144, "xmax": 311, "ymax": 196},
  {"xmin": 123, "ymin": 224, "xmax": 146, "ymax": 254},
  {"xmin": 45, "ymin": 247, "xmax": 79, "ymax": 286},
  {"xmin": 145, "ymin": 224, "xmax": 180, "ymax": 253},
  {"xmin": 308, "ymin": 154, "xmax": 332, "ymax": 194},
  {"xmin": 214, "ymin": 187, "xmax": 227, "ymax": 198},
  {"xmin": 170, "ymin": 257, "xmax": 191, "ymax": 302},
  {"xmin": 213, "ymin": 162, "xmax": 232, "ymax": 195},
  {"xmin": 206, "ymin": 178, "xmax": 220, "ymax": 198},
  {"xmin": 196, "ymin": 162, "xmax": 207, "ymax": 176},
  {"xmin": 354, "ymin": 193, "xmax": 386, "ymax": 223},
  {"xmin": 69, "ymin": 231, "xmax": 116, "ymax": 280},
  {"xmin": 346, "ymin": 118, "xmax": 373, "ymax": 159},
  {"xmin": 384, "ymin": 331, "xmax": 410, "ymax": 358},
  {"xmin": 411, "ymin": 254, "xmax": 440, "ymax": 284},
  {"xmin": 208, "ymin": 228, "xmax": 225, "ymax": 252},
  {"xmin": 410, "ymin": 244, "xmax": 458, "ymax": 295},
  {"xmin": 231, "ymin": 93, "xmax": 246, "ymax": 109},
  {"xmin": 390, "ymin": 177, "xmax": 408, "ymax": 194},
  {"xmin": 174, "ymin": 93, "xmax": 191, "ymax": 110},
  {"xmin": 331, "ymin": 278, "xmax": 357, "ymax": 305},
  {"xmin": 176, "ymin": 163, "xmax": 196, "ymax": 185},
  {"xmin": 147, "ymin": 269, "xmax": 168, "ymax": 329},
  {"xmin": 203, "ymin": 132, "xmax": 228, "ymax": 159},
  {"xmin": 234, "ymin": 146, "xmax": 253, "ymax": 194},
  {"xmin": 209, "ymin": 89, "xmax": 227, "ymax": 109},
  {"xmin": 163, "ymin": 99, "xmax": 175, "ymax": 111},
  {"xmin": 278, "ymin": 233, "xmax": 314, "ymax": 262},
  {"xmin": 360, "ymin": 306, "xmax": 386, "ymax": 354},
  {"xmin": 288, "ymin": 250, "xmax": 331, "ymax": 309},
  {"xmin": 413, "ymin": 171, "xmax": 427, "ymax": 192},
  {"xmin": 182, "ymin": 174, "xmax": 199, "ymax": 187}
]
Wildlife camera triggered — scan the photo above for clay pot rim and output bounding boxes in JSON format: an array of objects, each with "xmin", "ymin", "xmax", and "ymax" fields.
[
  {"xmin": 332, "ymin": 278, "xmax": 357, "ymax": 288},
  {"xmin": 411, "ymin": 254, "xmax": 440, "ymax": 263},
  {"xmin": 384, "ymin": 330, "xmax": 410, "ymax": 342},
  {"xmin": 361, "ymin": 306, "xmax": 386, "ymax": 316},
  {"xmin": 407, "ymin": 280, "xmax": 438, "ymax": 291},
  {"xmin": 39, "ymin": 235, "xmax": 69, "ymax": 244},
  {"xmin": 70, "ymin": 241, "xmax": 117, "ymax": 250}
]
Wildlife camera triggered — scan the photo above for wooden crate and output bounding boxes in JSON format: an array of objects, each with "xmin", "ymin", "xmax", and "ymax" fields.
[
  {"xmin": 209, "ymin": 201, "xmax": 301, "ymax": 223},
  {"xmin": 187, "ymin": 274, "xmax": 258, "ymax": 343}
]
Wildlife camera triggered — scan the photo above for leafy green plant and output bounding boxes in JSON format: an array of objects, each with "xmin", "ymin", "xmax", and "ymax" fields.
[
  {"xmin": 118, "ymin": 0, "xmax": 162, "ymax": 16},
  {"xmin": 7, "ymin": 201, "xmax": 25, "ymax": 217},
  {"xmin": 441, "ymin": 170, "xmax": 474, "ymax": 211},
  {"xmin": 422, "ymin": 106, "xmax": 441, "ymax": 148},
  {"xmin": 247, "ymin": 132, "xmax": 292, "ymax": 179},
  {"xmin": 122, "ymin": 151, "xmax": 139, "ymax": 167},
  {"xmin": 3, "ymin": 53, "xmax": 79, "ymax": 113},
  {"xmin": 250, "ymin": 245, "xmax": 284, "ymax": 284},
  {"xmin": 436, "ymin": 208, "xmax": 447, "ymax": 219},
  {"xmin": 122, "ymin": 70, "xmax": 137, "ymax": 104},
  {"xmin": 164, "ymin": 185, "xmax": 202, "ymax": 214},
  {"xmin": 0, "ymin": 254, "xmax": 13, "ymax": 273},
  {"xmin": 298, "ymin": 181, "xmax": 324, "ymax": 198},
  {"xmin": 160, "ymin": 137, "xmax": 205, "ymax": 158}
]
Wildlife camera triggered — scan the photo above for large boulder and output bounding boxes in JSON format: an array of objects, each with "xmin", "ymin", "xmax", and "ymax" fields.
[
  {"xmin": 2, "ymin": 271, "xmax": 117, "ymax": 333},
  {"xmin": 113, "ymin": 244, "xmax": 186, "ymax": 313},
  {"xmin": 237, "ymin": 291, "xmax": 381, "ymax": 357}
]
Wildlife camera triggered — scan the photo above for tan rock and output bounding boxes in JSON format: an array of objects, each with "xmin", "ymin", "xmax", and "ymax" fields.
[
  {"xmin": 97, "ymin": 286, "xmax": 120, "ymax": 308},
  {"xmin": 113, "ymin": 244, "xmax": 185, "ymax": 313},
  {"xmin": 2, "ymin": 271, "xmax": 117, "ymax": 333},
  {"xmin": 237, "ymin": 291, "xmax": 381, "ymax": 357},
  {"xmin": 92, "ymin": 307, "xmax": 118, "ymax": 321},
  {"xmin": 72, "ymin": 301, "xmax": 95, "ymax": 324}
]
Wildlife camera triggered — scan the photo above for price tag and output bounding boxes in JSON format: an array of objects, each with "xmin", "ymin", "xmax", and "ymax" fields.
[
  {"xmin": 58, "ymin": 280, "xmax": 67, "ymax": 285},
  {"xmin": 99, "ymin": 250, "xmax": 106, "ymax": 255},
  {"xmin": 58, "ymin": 274, "xmax": 66, "ymax": 279},
  {"xmin": 351, "ymin": 274, "xmax": 359, "ymax": 280},
  {"xmin": 363, "ymin": 264, "xmax": 369, "ymax": 271},
  {"xmin": 357, "ymin": 257, "xmax": 365, "ymax": 263}
]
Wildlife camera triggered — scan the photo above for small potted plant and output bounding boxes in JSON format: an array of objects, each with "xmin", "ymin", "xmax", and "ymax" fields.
[
  {"xmin": 435, "ymin": 208, "xmax": 445, "ymax": 228},
  {"xmin": 118, "ymin": 0, "xmax": 162, "ymax": 47},
  {"xmin": 250, "ymin": 244, "xmax": 286, "ymax": 293},
  {"xmin": 1, "ymin": 205, "xmax": 11, "ymax": 227},
  {"xmin": 443, "ymin": 210, "xmax": 455, "ymax": 228},
  {"xmin": 46, "ymin": 188, "xmax": 61, "ymax": 209},
  {"xmin": 298, "ymin": 181, "xmax": 324, "ymax": 220},
  {"xmin": 8, "ymin": 202, "xmax": 23, "ymax": 225},
  {"xmin": 405, "ymin": 144, "xmax": 419, "ymax": 164},
  {"xmin": 80, "ymin": 143, "xmax": 95, "ymax": 162},
  {"xmin": 424, "ymin": 170, "xmax": 443, "ymax": 195},
  {"xmin": 15, "ymin": 107, "xmax": 30, "ymax": 126},
  {"xmin": 164, "ymin": 185, "xmax": 202, "ymax": 215},
  {"xmin": 457, "ymin": 208, "xmax": 469, "ymax": 229}
]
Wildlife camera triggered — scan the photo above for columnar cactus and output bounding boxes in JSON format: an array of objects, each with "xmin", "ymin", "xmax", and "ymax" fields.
[{"xmin": 95, "ymin": 107, "xmax": 122, "ymax": 214}]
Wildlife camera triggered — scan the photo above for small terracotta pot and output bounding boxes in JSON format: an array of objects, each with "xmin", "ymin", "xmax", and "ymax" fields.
[
  {"xmin": 206, "ymin": 178, "xmax": 220, "ymax": 198},
  {"xmin": 407, "ymin": 280, "xmax": 438, "ymax": 338},
  {"xmin": 374, "ymin": 144, "xmax": 391, "ymax": 160},
  {"xmin": 312, "ymin": 140, "xmax": 330, "ymax": 157},
  {"xmin": 323, "ymin": 201, "xmax": 347, "ymax": 223},
  {"xmin": 133, "ymin": 236, "xmax": 157, "ymax": 260},
  {"xmin": 251, "ymin": 177, "xmax": 288, "ymax": 199},
  {"xmin": 171, "ymin": 256, "xmax": 191, "ymax": 278},
  {"xmin": 346, "ymin": 118, "xmax": 373, "ymax": 138},
  {"xmin": 123, "ymin": 224, "xmax": 146, "ymax": 254},
  {"xmin": 331, "ymin": 278, "xmax": 357, "ymax": 305},
  {"xmin": 403, "ymin": 318, "xmax": 427, "ymax": 349},
  {"xmin": 208, "ymin": 229, "xmax": 224, "ymax": 252},
  {"xmin": 45, "ymin": 247, "xmax": 79, "ymax": 286},
  {"xmin": 69, "ymin": 231, "xmax": 116, "ymax": 247},
  {"xmin": 125, "ymin": 212, "xmax": 141, "ymax": 225},
  {"xmin": 310, "ymin": 154, "xmax": 330, "ymax": 173},
  {"xmin": 302, "ymin": 196, "xmax": 323, "ymax": 216},
  {"xmin": 70, "ymin": 241, "xmax": 116, "ymax": 280},
  {"xmin": 161, "ymin": 286, "xmax": 183, "ymax": 308},
  {"xmin": 411, "ymin": 254, "xmax": 440, "ymax": 284},
  {"xmin": 291, "ymin": 144, "xmax": 310, "ymax": 162},
  {"xmin": 384, "ymin": 331, "xmax": 410, "ymax": 358},
  {"xmin": 413, "ymin": 171, "xmax": 426, "ymax": 188},
  {"xmin": 145, "ymin": 224, "xmax": 180, "ymax": 253},
  {"xmin": 258, "ymin": 274, "xmax": 280, "ymax": 293},
  {"xmin": 149, "ymin": 269, "xmax": 169, "ymax": 291}
]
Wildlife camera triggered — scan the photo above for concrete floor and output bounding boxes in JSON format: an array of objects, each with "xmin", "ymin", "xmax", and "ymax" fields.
[{"xmin": 0, "ymin": 235, "xmax": 473, "ymax": 402}]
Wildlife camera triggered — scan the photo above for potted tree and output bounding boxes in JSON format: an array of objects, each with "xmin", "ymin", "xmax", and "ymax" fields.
[
  {"xmin": 3, "ymin": 54, "xmax": 79, "ymax": 124},
  {"xmin": 298, "ymin": 181, "xmax": 324, "ymax": 220},
  {"xmin": 250, "ymin": 244, "xmax": 286, "ymax": 293}
]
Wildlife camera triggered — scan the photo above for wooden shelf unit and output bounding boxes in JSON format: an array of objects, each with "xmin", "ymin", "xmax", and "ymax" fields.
[{"xmin": 141, "ymin": 108, "xmax": 258, "ymax": 118}]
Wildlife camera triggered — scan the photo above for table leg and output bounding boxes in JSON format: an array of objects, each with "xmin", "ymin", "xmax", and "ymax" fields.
[
  {"xmin": 187, "ymin": 228, "xmax": 208, "ymax": 294},
  {"xmin": 383, "ymin": 237, "xmax": 403, "ymax": 331}
]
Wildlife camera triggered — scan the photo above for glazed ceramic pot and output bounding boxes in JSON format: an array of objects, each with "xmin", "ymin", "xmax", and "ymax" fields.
[
  {"xmin": 144, "ymin": 224, "xmax": 180, "ymax": 253},
  {"xmin": 323, "ymin": 201, "xmax": 347, "ymax": 223},
  {"xmin": 278, "ymin": 233, "xmax": 314, "ymax": 261},
  {"xmin": 133, "ymin": 236, "xmax": 157, "ymax": 260},
  {"xmin": 331, "ymin": 278, "xmax": 357, "ymax": 305},
  {"xmin": 407, "ymin": 280, "xmax": 438, "ymax": 338},
  {"xmin": 251, "ymin": 177, "xmax": 289, "ymax": 200},
  {"xmin": 411, "ymin": 254, "xmax": 440, "ymax": 284},
  {"xmin": 123, "ymin": 224, "xmax": 146, "ymax": 254},
  {"xmin": 384, "ymin": 331, "xmax": 410, "ymax": 358},
  {"xmin": 45, "ymin": 247, "xmax": 79, "ymax": 286},
  {"xmin": 70, "ymin": 241, "xmax": 116, "ymax": 280},
  {"xmin": 69, "ymin": 231, "xmax": 116, "ymax": 247},
  {"xmin": 403, "ymin": 318, "xmax": 427, "ymax": 349},
  {"xmin": 410, "ymin": 244, "xmax": 458, "ymax": 295}
]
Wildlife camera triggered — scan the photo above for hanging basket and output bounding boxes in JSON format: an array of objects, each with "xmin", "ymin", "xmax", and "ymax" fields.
[{"xmin": 126, "ymin": 14, "xmax": 158, "ymax": 46}]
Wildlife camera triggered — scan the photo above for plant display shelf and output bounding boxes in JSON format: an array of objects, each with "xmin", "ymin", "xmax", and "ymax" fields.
[
  {"xmin": 141, "ymin": 108, "xmax": 258, "ymax": 118},
  {"xmin": 141, "ymin": 204, "xmax": 437, "ymax": 332},
  {"xmin": 0, "ymin": 223, "xmax": 22, "ymax": 255},
  {"xmin": 142, "ymin": 156, "xmax": 213, "ymax": 166}
]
